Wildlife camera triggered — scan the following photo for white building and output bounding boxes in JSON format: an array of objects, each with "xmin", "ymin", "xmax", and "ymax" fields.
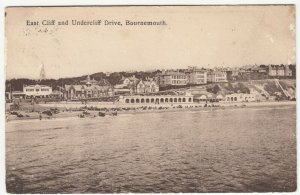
[
  {"xmin": 186, "ymin": 67, "xmax": 208, "ymax": 84},
  {"xmin": 118, "ymin": 93, "xmax": 194, "ymax": 105},
  {"xmin": 157, "ymin": 70, "xmax": 188, "ymax": 86},
  {"xmin": 207, "ymin": 71, "xmax": 227, "ymax": 83},
  {"xmin": 23, "ymin": 85, "xmax": 52, "ymax": 98},
  {"xmin": 225, "ymin": 93, "xmax": 256, "ymax": 102}
]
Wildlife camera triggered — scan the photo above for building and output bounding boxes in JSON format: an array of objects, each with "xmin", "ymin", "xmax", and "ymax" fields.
[
  {"xmin": 8, "ymin": 84, "xmax": 53, "ymax": 99},
  {"xmin": 51, "ymin": 90, "xmax": 64, "ymax": 99},
  {"xmin": 118, "ymin": 93, "xmax": 194, "ymax": 105},
  {"xmin": 157, "ymin": 68, "xmax": 229, "ymax": 86},
  {"xmin": 113, "ymin": 86, "xmax": 132, "ymax": 95},
  {"xmin": 136, "ymin": 80, "xmax": 159, "ymax": 94},
  {"xmin": 194, "ymin": 93, "xmax": 224, "ymax": 102},
  {"xmin": 186, "ymin": 67, "xmax": 207, "ymax": 84},
  {"xmin": 156, "ymin": 73, "xmax": 172, "ymax": 86},
  {"xmin": 285, "ymin": 65, "xmax": 293, "ymax": 77},
  {"xmin": 225, "ymin": 93, "xmax": 256, "ymax": 102},
  {"xmin": 114, "ymin": 76, "xmax": 159, "ymax": 95},
  {"xmin": 114, "ymin": 75, "xmax": 139, "ymax": 95},
  {"xmin": 157, "ymin": 70, "xmax": 188, "ymax": 86},
  {"xmin": 11, "ymin": 91, "xmax": 26, "ymax": 99},
  {"xmin": 207, "ymin": 70, "xmax": 228, "ymax": 83},
  {"xmin": 23, "ymin": 84, "xmax": 53, "ymax": 98},
  {"xmin": 266, "ymin": 64, "xmax": 296, "ymax": 78},
  {"xmin": 64, "ymin": 75, "xmax": 113, "ymax": 100},
  {"xmin": 121, "ymin": 75, "xmax": 139, "ymax": 86},
  {"xmin": 268, "ymin": 65, "xmax": 287, "ymax": 77}
]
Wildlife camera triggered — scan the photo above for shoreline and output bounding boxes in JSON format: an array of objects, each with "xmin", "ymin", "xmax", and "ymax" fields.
[{"xmin": 6, "ymin": 101, "xmax": 296, "ymax": 123}]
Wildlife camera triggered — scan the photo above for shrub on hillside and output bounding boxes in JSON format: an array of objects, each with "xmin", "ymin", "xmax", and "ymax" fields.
[{"xmin": 207, "ymin": 85, "xmax": 221, "ymax": 94}]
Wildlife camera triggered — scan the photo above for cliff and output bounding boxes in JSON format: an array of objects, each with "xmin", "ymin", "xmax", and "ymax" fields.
[{"xmin": 179, "ymin": 79, "xmax": 296, "ymax": 101}]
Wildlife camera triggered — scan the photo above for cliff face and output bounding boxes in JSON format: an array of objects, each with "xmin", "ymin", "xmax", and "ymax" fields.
[
  {"xmin": 207, "ymin": 79, "xmax": 296, "ymax": 101},
  {"xmin": 184, "ymin": 79, "xmax": 296, "ymax": 101}
]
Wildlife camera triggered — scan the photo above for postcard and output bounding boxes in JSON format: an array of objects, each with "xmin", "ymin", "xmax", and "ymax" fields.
[{"xmin": 5, "ymin": 5, "xmax": 296, "ymax": 193}]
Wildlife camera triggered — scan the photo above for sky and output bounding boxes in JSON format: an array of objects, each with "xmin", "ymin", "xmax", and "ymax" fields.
[{"xmin": 5, "ymin": 5, "xmax": 296, "ymax": 79}]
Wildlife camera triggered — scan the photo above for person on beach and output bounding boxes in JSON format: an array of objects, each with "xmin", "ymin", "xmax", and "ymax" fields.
[{"xmin": 39, "ymin": 113, "xmax": 42, "ymax": 120}]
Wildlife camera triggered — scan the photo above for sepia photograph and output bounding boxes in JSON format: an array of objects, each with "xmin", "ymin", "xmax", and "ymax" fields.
[{"xmin": 4, "ymin": 5, "xmax": 296, "ymax": 193}]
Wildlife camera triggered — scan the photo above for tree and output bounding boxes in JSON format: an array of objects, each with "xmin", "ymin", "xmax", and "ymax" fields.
[{"xmin": 207, "ymin": 84, "xmax": 221, "ymax": 94}]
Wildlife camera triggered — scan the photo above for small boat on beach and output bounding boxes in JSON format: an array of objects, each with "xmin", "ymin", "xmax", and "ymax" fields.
[
  {"xmin": 83, "ymin": 110, "xmax": 90, "ymax": 115},
  {"xmin": 110, "ymin": 111, "xmax": 118, "ymax": 116},
  {"xmin": 79, "ymin": 114, "xmax": 86, "ymax": 118},
  {"xmin": 98, "ymin": 112, "xmax": 105, "ymax": 117},
  {"xmin": 42, "ymin": 110, "xmax": 53, "ymax": 116}
]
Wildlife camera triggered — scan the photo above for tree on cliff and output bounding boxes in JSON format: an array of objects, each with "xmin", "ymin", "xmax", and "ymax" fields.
[
  {"xmin": 235, "ymin": 83, "xmax": 250, "ymax": 94},
  {"xmin": 207, "ymin": 84, "xmax": 221, "ymax": 94}
]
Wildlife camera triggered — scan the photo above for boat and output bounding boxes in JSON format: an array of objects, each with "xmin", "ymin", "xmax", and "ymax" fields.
[
  {"xmin": 42, "ymin": 110, "xmax": 53, "ymax": 116},
  {"xmin": 83, "ymin": 110, "xmax": 90, "ymax": 115},
  {"xmin": 98, "ymin": 112, "xmax": 105, "ymax": 117},
  {"xmin": 111, "ymin": 111, "xmax": 117, "ymax": 116},
  {"xmin": 79, "ymin": 114, "xmax": 85, "ymax": 118}
]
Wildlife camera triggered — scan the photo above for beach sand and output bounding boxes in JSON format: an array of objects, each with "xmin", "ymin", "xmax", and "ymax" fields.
[{"xmin": 6, "ymin": 101, "xmax": 296, "ymax": 122}]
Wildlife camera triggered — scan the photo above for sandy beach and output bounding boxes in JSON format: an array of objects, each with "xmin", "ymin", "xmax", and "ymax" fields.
[{"xmin": 6, "ymin": 101, "xmax": 296, "ymax": 122}]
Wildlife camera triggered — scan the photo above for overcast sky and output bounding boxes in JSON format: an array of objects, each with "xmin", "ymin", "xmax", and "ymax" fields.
[{"xmin": 5, "ymin": 5, "xmax": 295, "ymax": 79}]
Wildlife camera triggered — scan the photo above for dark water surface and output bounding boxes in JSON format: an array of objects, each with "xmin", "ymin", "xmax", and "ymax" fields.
[{"xmin": 6, "ymin": 106, "xmax": 296, "ymax": 193}]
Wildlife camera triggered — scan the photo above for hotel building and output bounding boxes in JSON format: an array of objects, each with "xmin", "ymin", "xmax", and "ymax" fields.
[
  {"xmin": 207, "ymin": 71, "xmax": 228, "ymax": 83},
  {"xmin": 157, "ymin": 70, "xmax": 188, "ymax": 86},
  {"xmin": 186, "ymin": 66, "xmax": 207, "ymax": 84}
]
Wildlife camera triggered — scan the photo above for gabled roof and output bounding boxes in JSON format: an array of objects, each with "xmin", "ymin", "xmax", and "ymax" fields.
[
  {"xmin": 136, "ymin": 80, "xmax": 158, "ymax": 87},
  {"xmin": 98, "ymin": 79, "xmax": 111, "ymax": 86}
]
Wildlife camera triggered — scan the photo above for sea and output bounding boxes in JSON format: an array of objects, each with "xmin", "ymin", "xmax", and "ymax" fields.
[{"xmin": 6, "ymin": 105, "xmax": 296, "ymax": 193}]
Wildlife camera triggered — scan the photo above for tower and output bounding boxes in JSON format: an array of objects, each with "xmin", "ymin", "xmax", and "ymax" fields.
[
  {"xmin": 39, "ymin": 64, "xmax": 46, "ymax": 81},
  {"xmin": 86, "ymin": 75, "xmax": 91, "ymax": 82},
  {"xmin": 86, "ymin": 75, "xmax": 91, "ymax": 87}
]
